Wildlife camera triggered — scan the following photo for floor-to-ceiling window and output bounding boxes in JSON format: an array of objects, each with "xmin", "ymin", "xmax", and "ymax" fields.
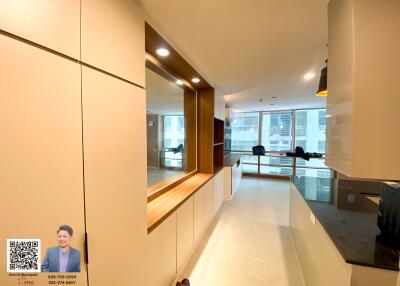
[
  {"xmin": 294, "ymin": 109, "xmax": 330, "ymax": 178},
  {"xmin": 259, "ymin": 111, "xmax": 294, "ymax": 176},
  {"xmin": 228, "ymin": 108, "xmax": 330, "ymax": 178},
  {"xmin": 230, "ymin": 112, "xmax": 259, "ymax": 152}
]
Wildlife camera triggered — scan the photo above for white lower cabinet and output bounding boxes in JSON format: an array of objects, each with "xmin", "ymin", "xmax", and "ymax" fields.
[
  {"xmin": 177, "ymin": 197, "xmax": 194, "ymax": 273},
  {"xmin": 224, "ymin": 166, "xmax": 233, "ymax": 200},
  {"xmin": 204, "ymin": 181, "xmax": 215, "ymax": 227},
  {"xmin": 224, "ymin": 160, "xmax": 243, "ymax": 200},
  {"xmin": 146, "ymin": 214, "xmax": 177, "ymax": 286},
  {"xmin": 194, "ymin": 183, "xmax": 206, "ymax": 245},
  {"xmin": 232, "ymin": 160, "xmax": 243, "ymax": 197},
  {"xmin": 213, "ymin": 170, "xmax": 225, "ymax": 215},
  {"xmin": 147, "ymin": 176, "xmax": 226, "ymax": 285}
]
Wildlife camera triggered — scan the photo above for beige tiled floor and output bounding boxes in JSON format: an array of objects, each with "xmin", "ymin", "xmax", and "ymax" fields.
[{"xmin": 181, "ymin": 177, "xmax": 305, "ymax": 286}]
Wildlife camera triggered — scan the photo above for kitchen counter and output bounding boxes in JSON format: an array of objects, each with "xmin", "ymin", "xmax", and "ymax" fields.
[
  {"xmin": 292, "ymin": 176, "xmax": 399, "ymax": 271},
  {"xmin": 223, "ymin": 153, "xmax": 242, "ymax": 166}
]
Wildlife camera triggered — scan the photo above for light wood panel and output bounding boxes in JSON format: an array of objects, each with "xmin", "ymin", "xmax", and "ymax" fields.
[
  {"xmin": 82, "ymin": 67, "xmax": 147, "ymax": 286},
  {"xmin": 0, "ymin": 35, "xmax": 86, "ymax": 285},
  {"xmin": 81, "ymin": 0, "xmax": 145, "ymax": 86},
  {"xmin": 0, "ymin": 1, "xmax": 80, "ymax": 58},
  {"xmin": 147, "ymin": 173, "xmax": 213, "ymax": 232},
  {"xmin": 177, "ymin": 197, "xmax": 194, "ymax": 273},
  {"xmin": 146, "ymin": 214, "xmax": 177, "ymax": 286},
  {"xmin": 184, "ymin": 89, "xmax": 197, "ymax": 172},
  {"xmin": 145, "ymin": 23, "xmax": 212, "ymax": 90},
  {"xmin": 197, "ymin": 88, "xmax": 215, "ymax": 173}
]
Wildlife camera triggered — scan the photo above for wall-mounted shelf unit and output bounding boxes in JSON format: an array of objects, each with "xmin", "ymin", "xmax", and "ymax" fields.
[{"xmin": 213, "ymin": 118, "xmax": 224, "ymax": 172}]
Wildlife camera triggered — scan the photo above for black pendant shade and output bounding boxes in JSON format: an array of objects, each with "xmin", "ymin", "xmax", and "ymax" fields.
[{"xmin": 316, "ymin": 60, "xmax": 328, "ymax": 97}]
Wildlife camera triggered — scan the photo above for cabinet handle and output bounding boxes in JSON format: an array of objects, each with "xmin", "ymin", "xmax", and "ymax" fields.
[{"xmin": 84, "ymin": 232, "xmax": 89, "ymax": 264}]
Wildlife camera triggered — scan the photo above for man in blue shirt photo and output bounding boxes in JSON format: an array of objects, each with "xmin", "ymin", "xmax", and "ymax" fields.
[{"xmin": 41, "ymin": 225, "xmax": 80, "ymax": 272}]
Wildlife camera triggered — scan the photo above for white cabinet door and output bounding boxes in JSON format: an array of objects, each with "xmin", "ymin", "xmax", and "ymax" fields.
[
  {"xmin": 82, "ymin": 67, "xmax": 147, "ymax": 286},
  {"xmin": 232, "ymin": 161, "xmax": 243, "ymax": 197},
  {"xmin": 204, "ymin": 181, "xmax": 215, "ymax": 228},
  {"xmin": 177, "ymin": 198, "xmax": 194, "ymax": 273},
  {"xmin": 81, "ymin": 0, "xmax": 145, "ymax": 86},
  {"xmin": 213, "ymin": 170, "xmax": 225, "ymax": 214},
  {"xmin": 146, "ymin": 214, "xmax": 177, "ymax": 286},
  {"xmin": 0, "ymin": 1, "xmax": 80, "ymax": 58},
  {"xmin": 0, "ymin": 35, "xmax": 86, "ymax": 286},
  {"xmin": 224, "ymin": 166, "xmax": 233, "ymax": 200},
  {"xmin": 194, "ymin": 186, "xmax": 206, "ymax": 244}
]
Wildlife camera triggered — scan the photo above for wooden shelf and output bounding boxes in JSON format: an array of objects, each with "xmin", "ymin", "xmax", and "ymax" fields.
[
  {"xmin": 147, "ymin": 173, "xmax": 213, "ymax": 232},
  {"xmin": 213, "ymin": 118, "xmax": 224, "ymax": 144},
  {"xmin": 213, "ymin": 118, "xmax": 224, "ymax": 173}
]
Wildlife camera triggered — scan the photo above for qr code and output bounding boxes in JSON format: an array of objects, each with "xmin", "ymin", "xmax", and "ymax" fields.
[{"xmin": 7, "ymin": 239, "xmax": 41, "ymax": 272}]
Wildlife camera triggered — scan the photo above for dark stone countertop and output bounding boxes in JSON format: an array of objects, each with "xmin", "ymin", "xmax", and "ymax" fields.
[
  {"xmin": 293, "ymin": 176, "xmax": 399, "ymax": 271},
  {"xmin": 224, "ymin": 153, "xmax": 242, "ymax": 167}
]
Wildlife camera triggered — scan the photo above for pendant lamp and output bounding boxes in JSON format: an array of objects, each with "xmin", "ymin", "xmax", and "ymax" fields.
[{"xmin": 316, "ymin": 59, "xmax": 328, "ymax": 97}]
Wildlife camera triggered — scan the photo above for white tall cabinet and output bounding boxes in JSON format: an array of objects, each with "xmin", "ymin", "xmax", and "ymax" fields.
[
  {"xmin": 0, "ymin": 34, "xmax": 87, "ymax": 286},
  {"xmin": 326, "ymin": 0, "xmax": 400, "ymax": 180},
  {"xmin": 0, "ymin": 1, "xmax": 148, "ymax": 285},
  {"xmin": 82, "ymin": 67, "xmax": 147, "ymax": 286}
]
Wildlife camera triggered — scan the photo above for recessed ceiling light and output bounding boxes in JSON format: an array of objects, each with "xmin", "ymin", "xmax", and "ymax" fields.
[
  {"xmin": 156, "ymin": 48, "xmax": 170, "ymax": 57},
  {"xmin": 176, "ymin": 80, "xmax": 184, "ymax": 85},
  {"xmin": 304, "ymin": 72, "xmax": 315, "ymax": 80},
  {"xmin": 191, "ymin": 77, "xmax": 200, "ymax": 83}
]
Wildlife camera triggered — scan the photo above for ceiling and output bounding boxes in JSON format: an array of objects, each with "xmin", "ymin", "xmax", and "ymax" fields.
[
  {"xmin": 146, "ymin": 67, "xmax": 184, "ymax": 115},
  {"xmin": 139, "ymin": 0, "xmax": 328, "ymax": 112}
]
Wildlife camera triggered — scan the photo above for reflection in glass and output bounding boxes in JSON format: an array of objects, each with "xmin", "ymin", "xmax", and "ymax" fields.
[{"xmin": 146, "ymin": 66, "xmax": 192, "ymax": 189}]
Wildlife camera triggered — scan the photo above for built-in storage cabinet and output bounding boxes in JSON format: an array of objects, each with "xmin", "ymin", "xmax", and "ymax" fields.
[
  {"xmin": 232, "ymin": 160, "xmax": 243, "ymax": 196},
  {"xmin": 147, "ymin": 173, "xmax": 225, "ymax": 285},
  {"xmin": 81, "ymin": 0, "xmax": 145, "ymax": 85},
  {"xmin": 0, "ymin": 35, "xmax": 86, "ymax": 286},
  {"xmin": 194, "ymin": 182, "xmax": 207, "ymax": 244},
  {"xmin": 1, "ymin": 2, "xmax": 148, "ymax": 285},
  {"xmin": 213, "ymin": 170, "xmax": 225, "ymax": 215},
  {"xmin": 146, "ymin": 214, "xmax": 177, "ymax": 286},
  {"xmin": 290, "ymin": 184, "xmax": 352, "ymax": 286},
  {"xmin": 224, "ymin": 160, "xmax": 243, "ymax": 200},
  {"xmin": 177, "ymin": 198, "xmax": 195, "ymax": 273},
  {"xmin": 82, "ymin": 67, "xmax": 147, "ymax": 286},
  {"xmin": 0, "ymin": 0, "xmax": 80, "ymax": 58},
  {"xmin": 326, "ymin": 0, "xmax": 400, "ymax": 180}
]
